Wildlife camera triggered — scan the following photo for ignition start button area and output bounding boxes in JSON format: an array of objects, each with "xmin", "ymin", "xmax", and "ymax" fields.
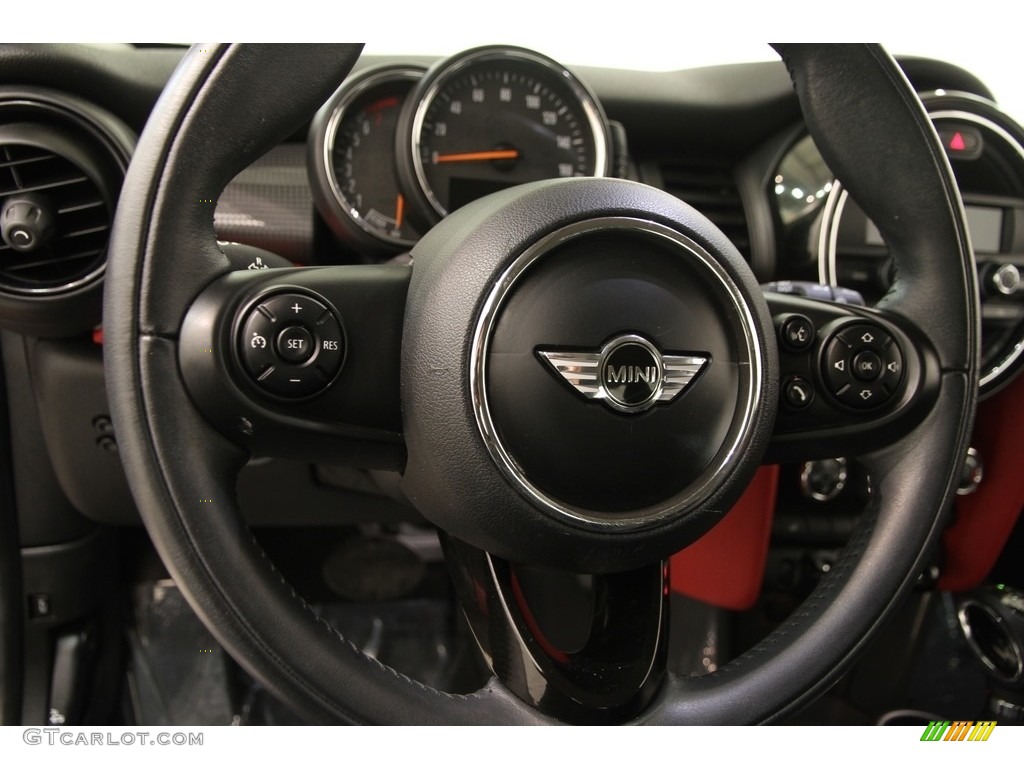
[{"xmin": 237, "ymin": 291, "xmax": 346, "ymax": 398}]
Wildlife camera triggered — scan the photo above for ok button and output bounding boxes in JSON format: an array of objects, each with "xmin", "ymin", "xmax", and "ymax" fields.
[
  {"xmin": 852, "ymin": 350, "xmax": 882, "ymax": 381},
  {"xmin": 276, "ymin": 325, "xmax": 315, "ymax": 364}
]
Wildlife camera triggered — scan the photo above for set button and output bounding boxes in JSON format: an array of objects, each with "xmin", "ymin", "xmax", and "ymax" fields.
[
  {"xmin": 238, "ymin": 292, "xmax": 345, "ymax": 398},
  {"xmin": 276, "ymin": 325, "xmax": 315, "ymax": 363},
  {"xmin": 822, "ymin": 323, "xmax": 903, "ymax": 410}
]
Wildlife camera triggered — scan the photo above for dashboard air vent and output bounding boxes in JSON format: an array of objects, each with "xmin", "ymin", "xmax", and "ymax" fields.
[
  {"xmin": 0, "ymin": 136, "xmax": 111, "ymax": 294},
  {"xmin": 659, "ymin": 163, "xmax": 750, "ymax": 259},
  {"xmin": 0, "ymin": 91, "xmax": 132, "ymax": 299}
]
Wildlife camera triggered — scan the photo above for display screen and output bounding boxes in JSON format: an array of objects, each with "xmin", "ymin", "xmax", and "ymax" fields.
[
  {"xmin": 866, "ymin": 205, "xmax": 1003, "ymax": 253},
  {"xmin": 448, "ymin": 177, "xmax": 518, "ymax": 213}
]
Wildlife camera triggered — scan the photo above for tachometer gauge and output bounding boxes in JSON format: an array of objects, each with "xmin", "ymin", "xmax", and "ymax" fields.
[
  {"xmin": 308, "ymin": 65, "xmax": 425, "ymax": 253},
  {"xmin": 397, "ymin": 46, "xmax": 611, "ymax": 224}
]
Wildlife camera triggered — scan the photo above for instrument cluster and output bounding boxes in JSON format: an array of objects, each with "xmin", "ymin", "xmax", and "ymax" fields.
[{"xmin": 307, "ymin": 46, "xmax": 612, "ymax": 256}]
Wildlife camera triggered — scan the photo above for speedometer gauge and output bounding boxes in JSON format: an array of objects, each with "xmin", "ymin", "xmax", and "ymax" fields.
[
  {"xmin": 397, "ymin": 46, "xmax": 611, "ymax": 223},
  {"xmin": 308, "ymin": 65, "xmax": 425, "ymax": 252}
]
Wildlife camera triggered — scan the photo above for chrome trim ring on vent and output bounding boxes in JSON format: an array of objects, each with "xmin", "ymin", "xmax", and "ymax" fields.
[{"xmin": 0, "ymin": 88, "xmax": 134, "ymax": 296}]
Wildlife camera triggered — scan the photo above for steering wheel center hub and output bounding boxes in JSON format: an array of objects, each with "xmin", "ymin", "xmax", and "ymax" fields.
[
  {"xmin": 474, "ymin": 216, "xmax": 766, "ymax": 526},
  {"xmin": 401, "ymin": 186, "xmax": 778, "ymax": 570}
]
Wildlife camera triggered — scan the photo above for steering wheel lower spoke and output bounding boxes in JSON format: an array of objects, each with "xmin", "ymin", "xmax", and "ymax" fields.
[{"xmin": 442, "ymin": 535, "xmax": 669, "ymax": 724}]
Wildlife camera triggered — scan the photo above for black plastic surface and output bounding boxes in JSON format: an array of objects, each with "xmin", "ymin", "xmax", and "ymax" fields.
[
  {"xmin": 0, "ymin": 45, "xmax": 182, "ymax": 133},
  {"xmin": 20, "ymin": 531, "xmax": 111, "ymax": 630},
  {"xmin": 443, "ymin": 535, "xmax": 668, "ymax": 724},
  {"xmin": 0, "ymin": 334, "xmax": 21, "ymax": 724},
  {"xmin": 27, "ymin": 331, "xmax": 416, "ymax": 527},
  {"xmin": 28, "ymin": 337, "xmax": 138, "ymax": 524},
  {"xmin": 19, "ymin": 531, "xmax": 114, "ymax": 725},
  {"xmin": 2, "ymin": 331, "xmax": 94, "ymax": 543}
]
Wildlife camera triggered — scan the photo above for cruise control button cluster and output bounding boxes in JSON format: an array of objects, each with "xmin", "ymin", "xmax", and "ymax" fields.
[
  {"xmin": 238, "ymin": 292, "xmax": 345, "ymax": 398},
  {"xmin": 822, "ymin": 323, "xmax": 903, "ymax": 409}
]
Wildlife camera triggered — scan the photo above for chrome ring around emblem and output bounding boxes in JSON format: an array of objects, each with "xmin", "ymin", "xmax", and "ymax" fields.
[
  {"xmin": 469, "ymin": 216, "xmax": 763, "ymax": 530},
  {"xmin": 537, "ymin": 334, "xmax": 710, "ymax": 414}
]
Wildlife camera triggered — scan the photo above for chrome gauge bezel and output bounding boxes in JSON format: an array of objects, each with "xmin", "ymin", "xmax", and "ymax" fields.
[
  {"xmin": 309, "ymin": 64, "xmax": 425, "ymax": 251},
  {"xmin": 404, "ymin": 46, "xmax": 611, "ymax": 221},
  {"xmin": 816, "ymin": 91, "xmax": 1024, "ymax": 397}
]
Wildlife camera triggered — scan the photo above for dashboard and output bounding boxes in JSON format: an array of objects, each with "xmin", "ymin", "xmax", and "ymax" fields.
[{"xmin": 0, "ymin": 43, "xmax": 1021, "ymax": 599}]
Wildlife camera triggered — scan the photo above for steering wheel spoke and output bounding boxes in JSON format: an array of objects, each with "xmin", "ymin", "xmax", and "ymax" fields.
[
  {"xmin": 178, "ymin": 262, "xmax": 410, "ymax": 467},
  {"xmin": 765, "ymin": 292, "xmax": 943, "ymax": 462},
  {"xmin": 441, "ymin": 534, "xmax": 669, "ymax": 724}
]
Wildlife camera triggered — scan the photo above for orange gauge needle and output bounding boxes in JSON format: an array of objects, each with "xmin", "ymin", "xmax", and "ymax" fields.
[
  {"xmin": 395, "ymin": 193, "xmax": 405, "ymax": 228},
  {"xmin": 434, "ymin": 149, "xmax": 519, "ymax": 164}
]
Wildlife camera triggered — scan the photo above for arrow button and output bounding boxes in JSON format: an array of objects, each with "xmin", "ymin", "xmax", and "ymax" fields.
[{"xmin": 882, "ymin": 345, "xmax": 904, "ymax": 390}]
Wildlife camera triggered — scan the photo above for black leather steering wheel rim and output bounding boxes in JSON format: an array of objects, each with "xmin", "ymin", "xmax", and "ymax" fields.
[{"xmin": 104, "ymin": 43, "xmax": 977, "ymax": 724}]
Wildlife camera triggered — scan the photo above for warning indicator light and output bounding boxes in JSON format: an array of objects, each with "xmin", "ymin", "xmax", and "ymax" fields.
[{"xmin": 937, "ymin": 125, "xmax": 983, "ymax": 160}]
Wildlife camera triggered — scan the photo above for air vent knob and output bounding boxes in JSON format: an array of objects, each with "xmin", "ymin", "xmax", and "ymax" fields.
[
  {"xmin": 986, "ymin": 263, "xmax": 1021, "ymax": 297},
  {"xmin": 1, "ymin": 193, "xmax": 55, "ymax": 253}
]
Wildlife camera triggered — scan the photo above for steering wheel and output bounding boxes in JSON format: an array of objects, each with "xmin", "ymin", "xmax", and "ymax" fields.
[{"xmin": 104, "ymin": 44, "xmax": 977, "ymax": 724}]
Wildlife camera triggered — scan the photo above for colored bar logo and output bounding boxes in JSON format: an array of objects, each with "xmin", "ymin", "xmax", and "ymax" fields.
[{"xmin": 920, "ymin": 721, "xmax": 996, "ymax": 741}]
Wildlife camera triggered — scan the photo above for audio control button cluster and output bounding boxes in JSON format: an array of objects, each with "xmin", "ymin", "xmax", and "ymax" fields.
[{"xmin": 822, "ymin": 323, "xmax": 903, "ymax": 409}]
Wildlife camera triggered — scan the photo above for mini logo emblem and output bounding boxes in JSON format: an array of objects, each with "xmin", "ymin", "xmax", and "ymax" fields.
[{"xmin": 537, "ymin": 334, "xmax": 709, "ymax": 414}]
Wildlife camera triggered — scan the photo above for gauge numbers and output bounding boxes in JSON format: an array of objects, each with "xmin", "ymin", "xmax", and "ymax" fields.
[
  {"xmin": 311, "ymin": 66, "xmax": 424, "ymax": 251},
  {"xmin": 403, "ymin": 47, "xmax": 610, "ymax": 220}
]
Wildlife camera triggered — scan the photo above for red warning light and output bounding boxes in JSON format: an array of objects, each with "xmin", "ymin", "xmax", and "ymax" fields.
[{"xmin": 950, "ymin": 132, "xmax": 967, "ymax": 152}]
